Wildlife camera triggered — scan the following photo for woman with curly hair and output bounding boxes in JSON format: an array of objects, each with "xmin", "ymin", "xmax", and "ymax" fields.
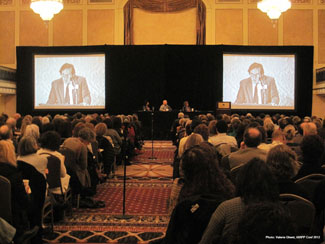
[
  {"xmin": 158, "ymin": 142, "xmax": 235, "ymax": 244},
  {"xmin": 267, "ymin": 144, "xmax": 308, "ymax": 199}
]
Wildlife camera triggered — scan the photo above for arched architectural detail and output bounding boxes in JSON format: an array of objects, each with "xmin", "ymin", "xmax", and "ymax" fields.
[{"xmin": 123, "ymin": 0, "xmax": 206, "ymax": 45}]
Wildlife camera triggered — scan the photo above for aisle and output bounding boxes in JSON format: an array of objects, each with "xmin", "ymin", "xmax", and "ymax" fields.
[{"xmin": 44, "ymin": 141, "xmax": 176, "ymax": 244}]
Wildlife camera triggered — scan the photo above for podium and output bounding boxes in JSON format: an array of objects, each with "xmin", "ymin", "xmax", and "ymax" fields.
[{"xmin": 216, "ymin": 101, "xmax": 231, "ymax": 115}]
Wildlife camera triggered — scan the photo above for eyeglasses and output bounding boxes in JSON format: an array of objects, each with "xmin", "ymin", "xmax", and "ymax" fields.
[{"xmin": 249, "ymin": 72, "xmax": 260, "ymax": 77}]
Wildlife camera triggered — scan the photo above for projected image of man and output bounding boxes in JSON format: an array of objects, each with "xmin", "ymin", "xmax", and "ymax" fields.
[
  {"xmin": 46, "ymin": 63, "xmax": 91, "ymax": 105},
  {"xmin": 235, "ymin": 62, "xmax": 279, "ymax": 105}
]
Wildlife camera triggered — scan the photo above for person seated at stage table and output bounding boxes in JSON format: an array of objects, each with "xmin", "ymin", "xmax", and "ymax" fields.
[
  {"xmin": 142, "ymin": 100, "xmax": 152, "ymax": 112},
  {"xmin": 159, "ymin": 99, "xmax": 172, "ymax": 112},
  {"xmin": 182, "ymin": 101, "xmax": 191, "ymax": 112}
]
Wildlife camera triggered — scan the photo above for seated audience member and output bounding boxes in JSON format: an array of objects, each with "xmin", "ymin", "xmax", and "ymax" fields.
[
  {"xmin": 0, "ymin": 140, "xmax": 30, "ymax": 239},
  {"xmin": 62, "ymin": 126, "xmax": 93, "ymax": 196},
  {"xmin": 183, "ymin": 131, "xmax": 203, "ymax": 149},
  {"xmin": 159, "ymin": 99, "xmax": 172, "ymax": 112},
  {"xmin": 23, "ymin": 124, "xmax": 40, "ymax": 143},
  {"xmin": 207, "ymin": 120, "xmax": 217, "ymax": 138},
  {"xmin": 292, "ymin": 134, "xmax": 325, "ymax": 181},
  {"xmin": 193, "ymin": 124, "xmax": 209, "ymax": 142},
  {"xmin": 38, "ymin": 131, "xmax": 70, "ymax": 194},
  {"xmin": 302, "ymin": 122, "xmax": 318, "ymax": 136},
  {"xmin": 17, "ymin": 136, "xmax": 47, "ymax": 177},
  {"xmin": 267, "ymin": 144, "xmax": 308, "ymax": 199},
  {"xmin": 171, "ymin": 112, "xmax": 184, "ymax": 146},
  {"xmin": 220, "ymin": 127, "xmax": 267, "ymax": 171},
  {"xmin": 208, "ymin": 120, "xmax": 237, "ymax": 148},
  {"xmin": 228, "ymin": 117, "xmax": 240, "ymax": 138},
  {"xmin": 95, "ymin": 123, "xmax": 115, "ymax": 179},
  {"xmin": 142, "ymin": 100, "xmax": 151, "ymax": 111},
  {"xmin": 182, "ymin": 100, "xmax": 191, "ymax": 112},
  {"xmin": 232, "ymin": 202, "xmax": 298, "ymax": 244},
  {"xmin": 160, "ymin": 143, "xmax": 235, "ymax": 244},
  {"xmin": 263, "ymin": 117, "xmax": 275, "ymax": 140},
  {"xmin": 258, "ymin": 129, "xmax": 285, "ymax": 152},
  {"xmin": 199, "ymin": 158, "xmax": 279, "ymax": 244}
]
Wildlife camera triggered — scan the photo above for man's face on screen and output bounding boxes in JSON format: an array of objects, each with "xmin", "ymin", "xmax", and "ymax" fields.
[
  {"xmin": 61, "ymin": 68, "xmax": 73, "ymax": 84},
  {"xmin": 249, "ymin": 68, "xmax": 261, "ymax": 84}
]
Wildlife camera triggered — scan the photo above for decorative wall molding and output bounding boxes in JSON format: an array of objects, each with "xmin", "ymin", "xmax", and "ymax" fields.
[
  {"xmin": 0, "ymin": 0, "xmax": 13, "ymax": 6},
  {"xmin": 88, "ymin": 0, "xmax": 113, "ymax": 4},
  {"xmin": 216, "ymin": 0, "xmax": 242, "ymax": 3}
]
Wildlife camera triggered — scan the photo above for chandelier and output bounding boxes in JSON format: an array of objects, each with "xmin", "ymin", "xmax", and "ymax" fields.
[
  {"xmin": 257, "ymin": 0, "xmax": 291, "ymax": 20},
  {"xmin": 30, "ymin": 0, "xmax": 63, "ymax": 21}
]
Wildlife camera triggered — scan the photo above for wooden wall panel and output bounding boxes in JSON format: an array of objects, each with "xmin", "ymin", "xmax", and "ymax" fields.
[
  {"xmin": 0, "ymin": 11, "xmax": 15, "ymax": 64},
  {"xmin": 87, "ymin": 9, "xmax": 114, "ymax": 45},
  {"xmin": 318, "ymin": 10, "xmax": 325, "ymax": 64},
  {"xmin": 215, "ymin": 9, "xmax": 242, "ymax": 45},
  {"xmin": 133, "ymin": 8, "xmax": 196, "ymax": 45},
  {"xmin": 53, "ymin": 10, "xmax": 83, "ymax": 46},
  {"xmin": 283, "ymin": 10, "xmax": 313, "ymax": 45},
  {"xmin": 20, "ymin": 11, "xmax": 48, "ymax": 46},
  {"xmin": 248, "ymin": 9, "xmax": 277, "ymax": 45}
]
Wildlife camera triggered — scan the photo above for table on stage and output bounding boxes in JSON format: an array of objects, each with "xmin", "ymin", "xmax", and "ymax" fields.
[{"xmin": 137, "ymin": 110, "xmax": 213, "ymax": 140}]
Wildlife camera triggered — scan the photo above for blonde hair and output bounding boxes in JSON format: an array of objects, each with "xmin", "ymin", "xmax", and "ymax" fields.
[{"xmin": 0, "ymin": 140, "xmax": 17, "ymax": 167}]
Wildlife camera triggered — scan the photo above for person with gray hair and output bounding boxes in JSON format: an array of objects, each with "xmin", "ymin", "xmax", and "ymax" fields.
[{"xmin": 17, "ymin": 136, "xmax": 48, "ymax": 177}]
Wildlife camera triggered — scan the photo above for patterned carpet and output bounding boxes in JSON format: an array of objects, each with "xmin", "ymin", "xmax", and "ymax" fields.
[{"xmin": 43, "ymin": 141, "xmax": 176, "ymax": 244}]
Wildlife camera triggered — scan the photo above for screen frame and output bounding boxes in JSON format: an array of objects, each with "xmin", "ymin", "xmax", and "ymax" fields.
[
  {"xmin": 31, "ymin": 50, "xmax": 107, "ymax": 112},
  {"xmin": 222, "ymin": 50, "xmax": 298, "ymax": 113}
]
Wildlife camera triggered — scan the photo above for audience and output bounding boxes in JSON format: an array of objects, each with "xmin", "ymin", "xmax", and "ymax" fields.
[
  {"xmin": 199, "ymin": 158, "xmax": 279, "ymax": 244},
  {"xmin": 0, "ymin": 140, "xmax": 30, "ymax": 239}
]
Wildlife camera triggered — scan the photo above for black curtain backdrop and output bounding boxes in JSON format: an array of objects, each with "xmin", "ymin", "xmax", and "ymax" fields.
[{"xmin": 16, "ymin": 45, "xmax": 313, "ymax": 117}]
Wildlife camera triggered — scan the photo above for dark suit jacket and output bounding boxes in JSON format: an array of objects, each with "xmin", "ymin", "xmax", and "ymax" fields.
[
  {"xmin": 46, "ymin": 76, "xmax": 91, "ymax": 105},
  {"xmin": 235, "ymin": 75, "xmax": 279, "ymax": 105}
]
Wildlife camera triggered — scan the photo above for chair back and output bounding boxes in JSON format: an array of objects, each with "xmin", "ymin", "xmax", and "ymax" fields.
[
  {"xmin": 17, "ymin": 160, "xmax": 46, "ymax": 227},
  {"xmin": 0, "ymin": 175, "xmax": 12, "ymax": 224},
  {"xmin": 59, "ymin": 146, "xmax": 77, "ymax": 175},
  {"xmin": 280, "ymin": 193, "xmax": 315, "ymax": 235},
  {"xmin": 295, "ymin": 174, "xmax": 325, "ymax": 200},
  {"xmin": 41, "ymin": 154, "xmax": 62, "ymax": 190},
  {"xmin": 230, "ymin": 163, "xmax": 244, "ymax": 186}
]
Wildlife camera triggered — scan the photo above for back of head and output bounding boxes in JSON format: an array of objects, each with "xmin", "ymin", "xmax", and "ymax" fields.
[
  {"xmin": 95, "ymin": 122, "xmax": 107, "ymax": 137},
  {"xmin": 178, "ymin": 112, "xmax": 184, "ymax": 119},
  {"xmin": 184, "ymin": 133, "xmax": 204, "ymax": 151},
  {"xmin": 24, "ymin": 124, "xmax": 40, "ymax": 140},
  {"xmin": 40, "ymin": 131, "xmax": 61, "ymax": 151},
  {"xmin": 208, "ymin": 120, "xmax": 217, "ymax": 135},
  {"xmin": 0, "ymin": 140, "xmax": 16, "ymax": 166},
  {"xmin": 300, "ymin": 134, "xmax": 324, "ymax": 163},
  {"xmin": 0, "ymin": 124, "xmax": 12, "ymax": 140},
  {"xmin": 18, "ymin": 136, "xmax": 38, "ymax": 156},
  {"xmin": 72, "ymin": 122, "xmax": 86, "ymax": 137},
  {"xmin": 180, "ymin": 143, "xmax": 234, "ymax": 200},
  {"xmin": 303, "ymin": 122, "xmax": 317, "ymax": 136},
  {"xmin": 216, "ymin": 119, "xmax": 228, "ymax": 133},
  {"xmin": 272, "ymin": 129, "xmax": 285, "ymax": 142},
  {"xmin": 234, "ymin": 202, "xmax": 298, "ymax": 244},
  {"xmin": 193, "ymin": 124, "xmax": 209, "ymax": 141},
  {"xmin": 78, "ymin": 127, "xmax": 96, "ymax": 143},
  {"xmin": 283, "ymin": 124, "xmax": 296, "ymax": 141},
  {"xmin": 267, "ymin": 144, "xmax": 298, "ymax": 180},
  {"xmin": 236, "ymin": 158, "xmax": 278, "ymax": 204},
  {"xmin": 243, "ymin": 127, "xmax": 262, "ymax": 147}
]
